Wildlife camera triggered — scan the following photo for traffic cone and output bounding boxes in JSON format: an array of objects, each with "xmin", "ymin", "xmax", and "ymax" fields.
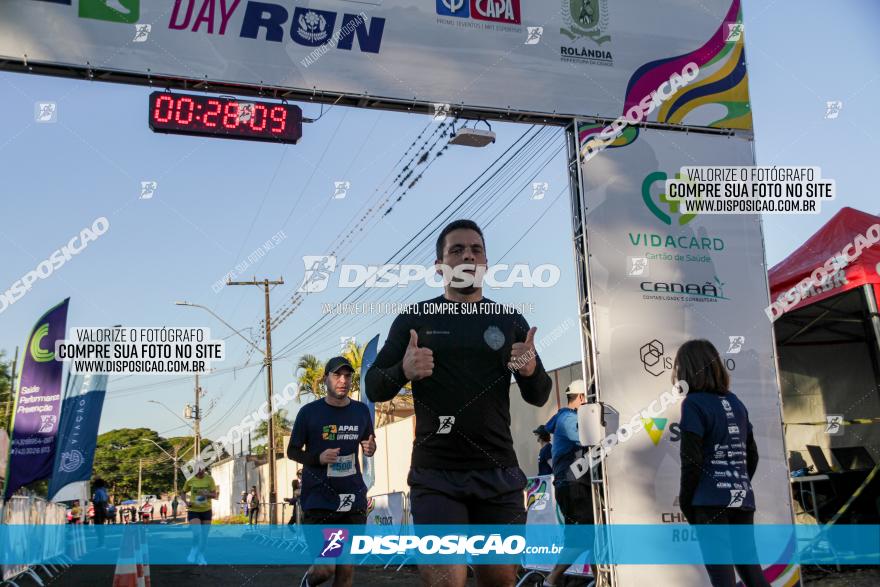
[{"xmin": 111, "ymin": 529, "xmax": 138, "ymax": 587}]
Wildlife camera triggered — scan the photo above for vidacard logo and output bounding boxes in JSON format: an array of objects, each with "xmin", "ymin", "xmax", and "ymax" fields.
[{"xmin": 642, "ymin": 171, "xmax": 699, "ymax": 226}]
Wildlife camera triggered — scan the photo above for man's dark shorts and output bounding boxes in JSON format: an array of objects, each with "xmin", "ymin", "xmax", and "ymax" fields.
[
  {"xmin": 301, "ymin": 509, "xmax": 367, "ymax": 526},
  {"xmin": 302, "ymin": 509, "xmax": 367, "ymax": 559},
  {"xmin": 555, "ymin": 481, "xmax": 594, "ymax": 551},
  {"xmin": 408, "ymin": 466, "xmax": 527, "ymax": 525}
]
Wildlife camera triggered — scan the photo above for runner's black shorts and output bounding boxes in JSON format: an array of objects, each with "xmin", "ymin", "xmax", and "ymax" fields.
[
  {"xmin": 187, "ymin": 510, "xmax": 213, "ymax": 522},
  {"xmin": 555, "ymin": 481, "xmax": 594, "ymax": 551},
  {"xmin": 302, "ymin": 509, "xmax": 367, "ymax": 558},
  {"xmin": 408, "ymin": 466, "xmax": 527, "ymax": 525}
]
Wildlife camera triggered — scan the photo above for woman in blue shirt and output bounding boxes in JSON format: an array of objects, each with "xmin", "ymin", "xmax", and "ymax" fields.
[{"xmin": 675, "ymin": 339, "xmax": 769, "ymax": 587}]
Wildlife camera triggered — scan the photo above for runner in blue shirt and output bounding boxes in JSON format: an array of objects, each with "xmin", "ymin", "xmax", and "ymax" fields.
[
  {"xmin": 675, "ymin": 339, "xmax": 768, "ymax": 587},
  {"xmin": 288, "ymin": 356, "xmax": 376, "ymax": 587}
]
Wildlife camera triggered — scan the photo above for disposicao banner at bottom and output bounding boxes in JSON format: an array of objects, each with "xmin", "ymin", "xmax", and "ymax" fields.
[{"xmin": 0, "ymin": 524, "xmax": 877, "ymax": 566}]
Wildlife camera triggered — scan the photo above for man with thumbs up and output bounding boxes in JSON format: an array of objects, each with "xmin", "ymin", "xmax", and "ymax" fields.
[
  {"xmin": 287, "ymin": 356, "xmax": 376, "ymax": 587},
  {"xmin": 366, "ymin": 219, "xmax": 552, "ymax": 587}
]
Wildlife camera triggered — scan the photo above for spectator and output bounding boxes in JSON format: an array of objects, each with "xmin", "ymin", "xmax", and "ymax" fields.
[
  {"xmin": 533, "ymin": 424, "xmax": 553, "ymax": 476},
  {"xmin": 91, "ymin": 479, "xmax": 109, "ymax": 525},
  {"xmin": 247, "ymin": 486, "xmax": 260, "ymax": 526},
  {"xmin": 171, "ymin": 495, "xmax": 179, "ymax": 521},
  {"xmin": 287, "ymin": 471, "xmax": 302, "ymax": 525}
]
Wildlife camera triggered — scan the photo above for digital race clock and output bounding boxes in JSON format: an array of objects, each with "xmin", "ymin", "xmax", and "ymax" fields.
[{"xmin": 148, "ymin": 92, "xmax": 302, "ymax": 144}]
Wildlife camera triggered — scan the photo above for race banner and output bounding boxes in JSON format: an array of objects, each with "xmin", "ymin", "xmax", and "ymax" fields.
[
  {"xmin": 366, "ymin": 491, "xmax": 405, "ymax": 529},
  {"xmin": 4, "ymin": 298, "xmax": 70, "ymax": 498},
  {"xmin": 47, "ymin": 373, "xmax": 109, "ymax": 501},
  {"xmin": 0, "ymin": 0, "xmax": 752, "ymax": 130},
  {"xmin": 577, "ymin": 127, "xmax": 798, "ymax": 586},
  {"xmin": 523, "ymin": 475, "xmax": 592, "ymax": 577}
]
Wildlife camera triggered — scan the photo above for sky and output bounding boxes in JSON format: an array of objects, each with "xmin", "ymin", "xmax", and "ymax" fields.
[{"xmin": 1, "ymin": 0, "xmax": 879, "ymax": 442}]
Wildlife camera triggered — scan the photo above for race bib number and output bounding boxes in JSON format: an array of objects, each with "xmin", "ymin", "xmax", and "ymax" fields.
[{"xmin": 328, "ymin": 453, "xmax": 356, "ymax": 478}]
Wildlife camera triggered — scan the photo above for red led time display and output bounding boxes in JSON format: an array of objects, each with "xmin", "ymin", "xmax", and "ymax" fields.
[{"xmin": 148, "ymin": 92, "xmax": 302, "ymax": 144}]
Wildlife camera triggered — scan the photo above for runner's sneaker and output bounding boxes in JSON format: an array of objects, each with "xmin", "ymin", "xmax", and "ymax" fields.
[
  {"xmin": 186, "ymin": 547, "xmax": 197, "ymax": 564},
  {"xmin": 197, "ymin": 553, "xmax": 207, "ymax": 566}
]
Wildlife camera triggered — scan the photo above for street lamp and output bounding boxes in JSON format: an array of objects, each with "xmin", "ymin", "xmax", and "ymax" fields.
[
  {"xmin": 141, "ymin": 438, "xmax": 190, "ymax": 497},
  {"xmin": 174, "ymin": 301, "xmax": 265, "ymax": 356},
  {"xmin": 147, "ymin": 400, "xmax": 194, "ymax": 431},
  {"xmin": 176, "ymin": 295, "xmax": 281, "ymax": 524}
]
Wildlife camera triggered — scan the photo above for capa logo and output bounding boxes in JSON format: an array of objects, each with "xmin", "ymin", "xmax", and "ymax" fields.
[
  {"xmin": 436, "ymin": 0, "xmax": 521, "ymax": 25},
  {"xmin": 472, "ymin": 0, "xmax": 521, "ymax": 24}
]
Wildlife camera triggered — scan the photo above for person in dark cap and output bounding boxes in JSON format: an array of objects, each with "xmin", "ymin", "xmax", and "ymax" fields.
[
  {"xmin": 287, "ymin": 356, "xmax": 376, "ymax": 587},
  {"xmin": 533, "ymin": 424, "xmax": 553, "ymax": 476}
]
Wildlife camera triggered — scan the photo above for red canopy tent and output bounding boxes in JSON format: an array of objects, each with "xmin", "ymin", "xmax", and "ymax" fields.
[
  {"xmin": 769, "ymin": 207, "xmax": 880, "ymax": 313},
  {"xmin": 768, "ymin": 207, "xmax": 880, "ymax": 524}
]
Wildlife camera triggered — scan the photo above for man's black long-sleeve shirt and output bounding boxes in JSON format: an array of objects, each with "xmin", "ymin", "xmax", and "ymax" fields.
[{"xmin": 365, "ymin": 295, "xmax": 552, "ymax": 470}]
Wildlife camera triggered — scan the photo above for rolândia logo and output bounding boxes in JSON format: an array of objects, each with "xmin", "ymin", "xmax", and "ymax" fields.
[
  {"xmin": 560, "ymin": 0, "xmax": 612, "ymax": 66},
  {"xmin": 561, "ymin": 0, "xmax": 609, "ymax": 43},
  {"xmin": 79, "ymin": 0, "xmax": 140, "ymax": 24}
]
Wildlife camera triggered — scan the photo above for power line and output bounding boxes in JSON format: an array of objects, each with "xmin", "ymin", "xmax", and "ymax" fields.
[{"xmin": 274, "ymin": 126, "xmax": 562, "ymax": 357}]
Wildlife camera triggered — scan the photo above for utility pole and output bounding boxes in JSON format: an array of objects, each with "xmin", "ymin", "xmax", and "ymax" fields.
[
  {"xmin": 6, "ymin": 346, "xmax": 18, "ymax": 430},
  {"xmin": 194, "ymin": 374, "xmax": 202, "ymax": 460},
  {"xmin": 10, "ymin": 347, "xmax": 18, "ymax": 392},
  {"xmin": 228, "ymin": 277, "xmax": 283, "ymax": 524},
  {"xmin": 172, "ymin": 445, "xmax": 179, "ymax": 497},
  {"xmin": 137, "ymin": 458, "xmax": 143, "ymax": 505}
]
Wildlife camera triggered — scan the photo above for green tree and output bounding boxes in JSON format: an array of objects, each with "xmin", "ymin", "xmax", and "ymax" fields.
[
  {"xmin": 93, "ymin": 428, "xmax": 185, "ymax": 502},
  {"xmin": 296, "ymin": 354, "xmax": 325, "ymax": 400},
  {"xmin": 341, "ymin": 340, "xmax": 365, "ymax": 400},
  {"xmin": 252, "ymin": 408, "xmax": 293, "ymax": 454},
  {"xmin": 0, "ymin": 350, "xmax": 14, "ymax": 432}
]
